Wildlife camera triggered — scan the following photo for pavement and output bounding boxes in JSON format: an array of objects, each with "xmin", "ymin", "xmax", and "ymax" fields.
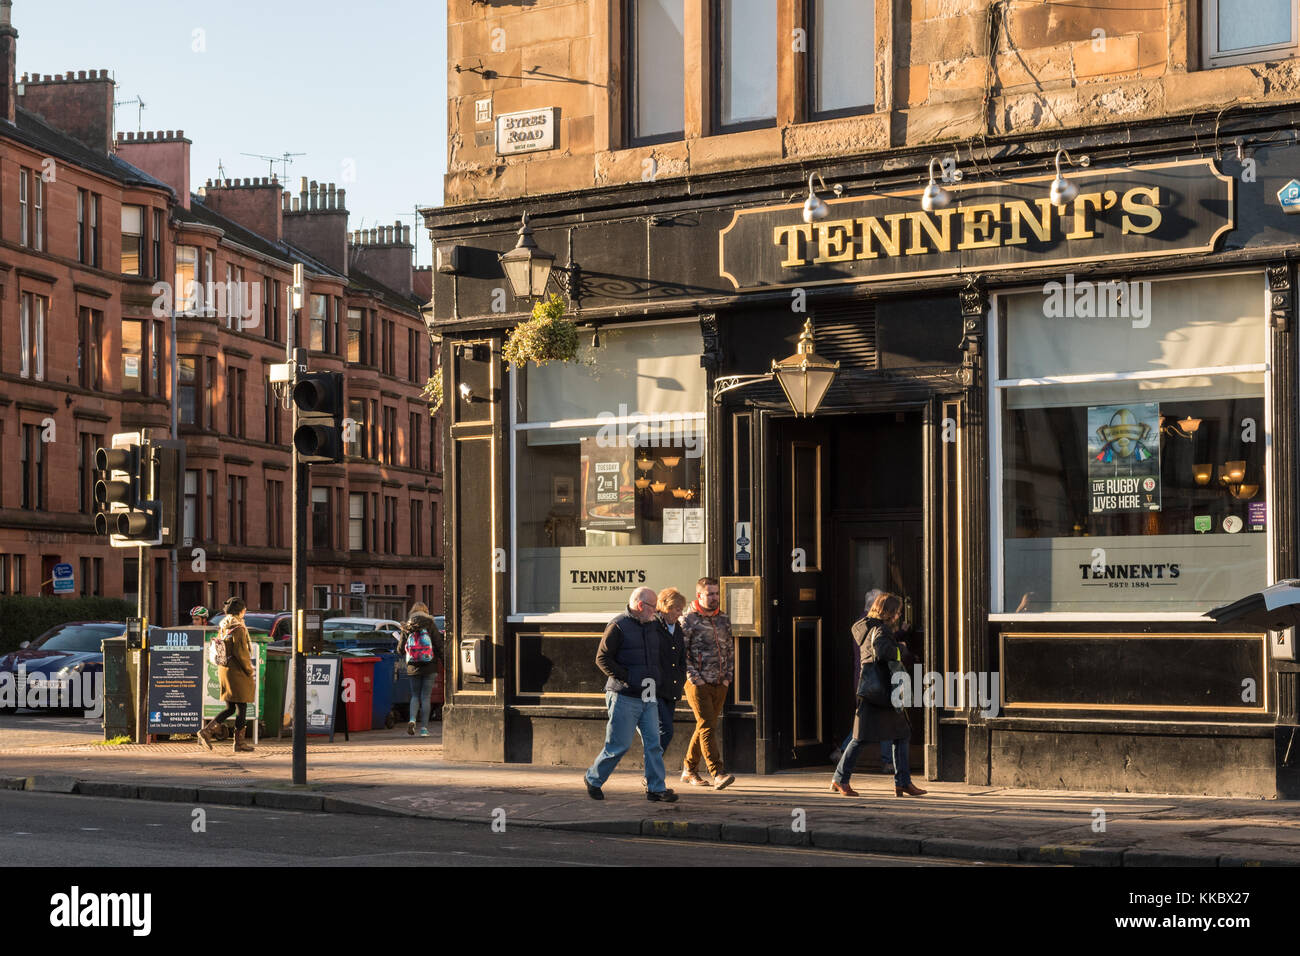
[{"xmin": 3, "ymin": 716, "xmax": 1300, "ymax": 866}]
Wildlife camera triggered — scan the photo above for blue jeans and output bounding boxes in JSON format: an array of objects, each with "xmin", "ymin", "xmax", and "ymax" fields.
[
  {"xmin": 409, "ymin": 672, "xmax": 437, "ymax": 728},
  {"xmin": 839, "ymin": 733, "xmax": 892, "ymax": 766},
  {"xmin": 657, "ymin": 697, "xmax": 676, "ymax": 757},
  {"xmin": 585, "ymin": 691, "xmax": 666, "ymax": 792}
]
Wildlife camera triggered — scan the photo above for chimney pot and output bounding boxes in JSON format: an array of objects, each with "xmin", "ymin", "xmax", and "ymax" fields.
[
  {"xmin": 292, "ymin": 197, "xmax": 300, "ymax": 212},
  {"xmin": 78, "ymin": 70, "xmax": 87, "ymax": 79},
  {"xmin": 337, "ymin": 188, "xmax": 346, "ymax": 209},
  {"xmin": 404, "ymin": 225, "xmax": 411, "ymax": 244}
]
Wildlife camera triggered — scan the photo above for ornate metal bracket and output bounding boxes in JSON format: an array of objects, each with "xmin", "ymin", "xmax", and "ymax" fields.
[
  {"xmin": 957, "ymin": 280, "xmax": 988, "ymax": 386},
  {"xmin": 550, "ymin": 260, "xmax": 582, "ymax": 309},
  {"xmin": 1268, "ymin": 263, "xmax": 1292, "ymax": 332},
  {"xmin": 712, "ymin": 373, "xmax": 775, "ymax": 404},
  {"xmin": 699, "ymin": 313, "xmax": 721, "ymax": 372}
]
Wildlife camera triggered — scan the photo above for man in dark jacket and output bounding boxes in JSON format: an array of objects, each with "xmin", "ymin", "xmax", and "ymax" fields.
[
  {"xmin": 646, "ymin": 587, "xmax": 688, "ymax": 789},
  {"xmin": 583, "ymin": 587, "xmax": 678, "ymax": 802}
]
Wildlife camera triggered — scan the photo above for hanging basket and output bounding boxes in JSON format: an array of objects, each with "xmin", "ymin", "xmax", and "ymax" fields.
[{"xmin": 502, "ymin": 294, "xmax": 580, "ymax": 368}]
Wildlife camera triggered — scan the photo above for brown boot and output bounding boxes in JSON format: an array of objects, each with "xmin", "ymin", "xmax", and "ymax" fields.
[
  {"xmin": 197, "ymin": 720, "xmax": 219, "ymax": 751},
  {"xmin": 233, "ymin": 727, "xmax": 255, "ymax": 753}
]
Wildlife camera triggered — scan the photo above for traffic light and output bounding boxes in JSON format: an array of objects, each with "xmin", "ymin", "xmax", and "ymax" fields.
[
  {"xmin": 292, "ymin": 371, "xmax": 344, "ymax": 463},
  {"xmin": 93, "ymin": 439, "xmax": 141, "ymax": 539},
  {"xmin": 93, "ymin": 433, "xmax": 184, "ymax": 547}
]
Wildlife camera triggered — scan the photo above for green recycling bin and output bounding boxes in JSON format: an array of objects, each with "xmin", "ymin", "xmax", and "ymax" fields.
[{"xmin": 263, "ymin": 649, "xmax": 290, "ymax": 737}]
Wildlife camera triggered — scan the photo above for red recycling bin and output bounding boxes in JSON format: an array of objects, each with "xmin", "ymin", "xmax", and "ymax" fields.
[{"xmin": 340, "ymin": 656, "xmax": 380, "ymax": 732}]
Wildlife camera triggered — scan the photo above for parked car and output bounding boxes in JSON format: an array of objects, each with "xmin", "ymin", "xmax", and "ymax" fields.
[
  {"xmin": 208, "ymin": 610, "xmax": 285, "ymax": 639},
  {"xmin": 0, "ymin": 621, "xmax": 125, "ymax": 714},
  {"xmin": 322, "ymin": 617, "xmax": 403, "ymax": 640}
]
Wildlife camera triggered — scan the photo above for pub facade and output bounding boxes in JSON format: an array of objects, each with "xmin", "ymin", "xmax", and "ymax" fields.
[{"xmin": 425, "ymin": 0, "xmax": 1300, "ymax": 797}]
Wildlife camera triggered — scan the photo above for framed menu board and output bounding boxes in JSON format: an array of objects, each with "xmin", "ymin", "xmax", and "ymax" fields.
[{"xmin": 720, "ymin": 576, "xmax": 763, "ymax": 637}]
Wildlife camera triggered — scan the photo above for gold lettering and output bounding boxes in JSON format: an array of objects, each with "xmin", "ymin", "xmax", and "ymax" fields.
[
  {"xmin": 855, "ymin": 213, "xmax": 906, "ymax": 259},
  {"xmin": 905, "ymin": 208, "xmax": 956, "ymax": 255},
  {"xmin": 1004, "ymin": 198, "xmax": 1055, "ymax": 245},
  {"xmin": 1121, "ymin": 186, "xmax": 1162, "ymax": 235},
  {"xmin": 813, "ymin": 219, "xmax": 855, "ymax": 263},
  {"xmin": 957, "ymin": 204, "xmax": 1002, "ymax": 250},
  {"xmin": 1065, "ymin": 192, "xmax": 1105, "ymax": 240},
  {"xmin": 773, "ymin": 224, "xmax": 813, "ymax": 267}
]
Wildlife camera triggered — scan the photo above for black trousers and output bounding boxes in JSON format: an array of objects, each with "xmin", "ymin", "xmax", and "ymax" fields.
[{"xmin": 213, "ymin": 701, "xmax": 247, "ymax": 731}]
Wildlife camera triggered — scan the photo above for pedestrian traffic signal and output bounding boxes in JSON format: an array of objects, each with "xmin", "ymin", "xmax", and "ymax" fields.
[{"xmin": 292, "ymin": 370, "xmax": 344, "ymax": 463}]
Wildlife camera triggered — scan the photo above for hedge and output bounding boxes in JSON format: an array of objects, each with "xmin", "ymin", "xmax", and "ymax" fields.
[{"xmin": 0, "ymin": 596, "xmax": 136, "ymax": 654}]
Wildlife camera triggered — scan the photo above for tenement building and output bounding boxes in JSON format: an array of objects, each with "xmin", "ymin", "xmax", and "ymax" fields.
[
  {"xmin": 424, "ymin": 0, "xmax": 1300, "ymax": 796},
  {"xmin": 0, "ymin": 3, "xmax": 443, "ymax": 623}
]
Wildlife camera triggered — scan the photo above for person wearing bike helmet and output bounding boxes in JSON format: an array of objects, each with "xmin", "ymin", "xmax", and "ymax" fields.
[{"xmin": 190, "ymin": 605, "xmax": 210, "ymax": 626}]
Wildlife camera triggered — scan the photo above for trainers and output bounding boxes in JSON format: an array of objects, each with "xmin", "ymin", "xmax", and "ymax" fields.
[
  {"xmin": 419, "ymin": 727, "xmax": 429, "ymax": 737},
  {"xmin": 681, "ymin": 770, "xmax": 711, "ymax": 787},
  {"xmin": 584, "ymin": 778, "xmax": 604, "ymax": 800},
  {"xmin": 646, "ymin": 788, "xmax": 678, "ymax": 803},
  {"xmin": 712, "ymin": 773, "xmax": 735, "ymax": 791},
  {"xmin": 407, "ymin": 721, "xmax": 416, "ymax": 736}
]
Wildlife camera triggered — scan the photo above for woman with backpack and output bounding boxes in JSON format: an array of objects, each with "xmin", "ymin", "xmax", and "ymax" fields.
[
  {"xmin": 398, "ymin": 602, "xmax": 443, "ymax": 737},
  {"xmin": 197, "ymin": 596, "xmax": 256, "ymax": 753},
  {"xmin": 830, "ymin": 591, "xmax": 927, "ymax": 798}
]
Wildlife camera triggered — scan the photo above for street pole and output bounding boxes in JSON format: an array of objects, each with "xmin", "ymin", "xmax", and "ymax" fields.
[
  {"xmin": 289, "ymin": 273, "xmax": 308, "ymax": 783},
  {"xmin": 169, "ymin": 308, "xmax": 179, "ymax": 625},
  {"xmin": 135, "ymin": 432, "xmax": 152, "ymax": 744}
]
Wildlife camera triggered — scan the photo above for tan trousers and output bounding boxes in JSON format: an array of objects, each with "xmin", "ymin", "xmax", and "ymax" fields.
[{"xmin": 683, "ymin": 681, "xmax": 729, "ymax": 776}]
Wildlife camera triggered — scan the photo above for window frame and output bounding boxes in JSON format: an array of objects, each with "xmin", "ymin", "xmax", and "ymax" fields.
[
  {"xmin": 1202, "ymin": 0, "xmax": 1299, "ymax": 68},
  {"xmin": 806, "ymin": 0, "xmax": 877, "ymax": 120},
  {"xmin": 625, "ymin": 0, "xmax": 687, "ymax": 146},
  {"xmin": 711, "ymin": 0, "xmax": 779, "ymax": 135},
  {"xmin": 987, "ymin": 269, "xmax": 1274, "ymax": 622},
  {"xmin": 121, "ymin": 204, "xmax": 144, "ymax": 275}
]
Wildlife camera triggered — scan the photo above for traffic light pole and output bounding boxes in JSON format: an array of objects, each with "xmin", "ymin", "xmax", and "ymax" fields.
[{"xmin": 291, "ymin": 346, "xmax": 308, "ymax": 785}]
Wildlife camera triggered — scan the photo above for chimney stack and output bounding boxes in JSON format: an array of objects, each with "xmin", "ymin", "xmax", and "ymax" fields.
[
  {"xmin": 196, "ymin": 174, "xmax": 284, "ymax": 240},
  {"xmin": 283, "ymin": 177, "xmax": 350, "ymax": 275},
  {"xmin": 0, "ymin": 0, "xmax": 18, "ymax": 126},
  {"xmin": 115, "ymin": 129, "xmax": 193, "ymax": 209},
  {"xmin": 348, "ymin": 217, "xmax": 414, "ymax": 296},
  {"xmin": 17, "ymin": 65, "xmax": 116, "ymax": 153}
]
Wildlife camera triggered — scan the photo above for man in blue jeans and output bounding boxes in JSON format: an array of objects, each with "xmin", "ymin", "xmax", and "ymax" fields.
[{"xmin": 584, "ymin": 587, "xmax": 677, "ymax": 802}]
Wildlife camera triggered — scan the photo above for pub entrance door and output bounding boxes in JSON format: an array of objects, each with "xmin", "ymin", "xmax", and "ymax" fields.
[{"xmin": 770, "ymin": 410, "xmax": 925, "ymax": 770}]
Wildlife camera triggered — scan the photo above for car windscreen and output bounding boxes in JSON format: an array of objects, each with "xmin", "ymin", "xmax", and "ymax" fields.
[{"xmin": 33, "ymin": 624, "xmax": 123, "ymax": 652}]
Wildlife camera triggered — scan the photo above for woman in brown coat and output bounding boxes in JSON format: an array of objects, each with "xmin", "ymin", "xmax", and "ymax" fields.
[{"xmin": 198, "ymin": 596, "xmax": 256, "ymax": 753}]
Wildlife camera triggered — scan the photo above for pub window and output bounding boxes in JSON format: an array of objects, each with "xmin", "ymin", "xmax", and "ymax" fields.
[
  {"xmin": 79, "ymin": 307, "xmax": 103, "ymax": 390},
  {"xmin": 992, "ymin": 271, "xmax": 1268, "ymax": 617},
  {"xmin": 626, "ymin": 0, "xmax": 684, "ymax": 145},
  {"xmin": 808, "ymin": 0, "xmax": 875, "ymax": 118},
  {"xmin": 714, "ymin": 0, "xmax": 777, "ymax": 133},
  {"xmin": 121, "ymin": 205, "xmax": 144, "ymax": 275},
  {"xmin": 310, "ymin": 293, "xmax": 327, "ymax": 351},
  {"xmin": 1203, "ymin": 0, "xmax": 1297, "ymax": 68},
  {"xmin": 512, "ymin": 322, "xmax": 707, "ymax": 617}
]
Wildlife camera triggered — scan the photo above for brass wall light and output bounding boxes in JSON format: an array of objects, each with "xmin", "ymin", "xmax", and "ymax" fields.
[
  {"xmin": 1219, "ymin": 460, "xmax": 1258, "ymax": 499},
  {"xmin": 661, "ymin": 456, "xmax": 682, "ymax": 468},
  {"xmin": 1193, "ymin": 463, "xmax": 1213, "ymax": 486},
  {"xmin": 650, "ymin": 480, "xmax": 666, "ymax": 493},
  {"xmin": 499, "ymin": 212, "xmax": 554, "ymax": 299},
  {"xmin": 712, "ymin": 318, "xmax": 840, "ymax": 416}
]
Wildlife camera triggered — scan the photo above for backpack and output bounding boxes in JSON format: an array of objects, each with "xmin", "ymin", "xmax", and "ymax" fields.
[
  {"xmin": 405, "ymin": 628, "xmax": 435, "ymax": 665},
  {"xmin": 209, "ymin": 632, "xmax": 230, "ymax": 667}
]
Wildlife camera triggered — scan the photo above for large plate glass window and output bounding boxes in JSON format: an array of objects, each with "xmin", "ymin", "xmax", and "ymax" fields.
[
  {"xmin": 513, "ymin": 322, "xmax": 707, "ymax": 616},
  {"xmin": 993, "ymin": 272, "xmax": 1268, "ymax": 615}
]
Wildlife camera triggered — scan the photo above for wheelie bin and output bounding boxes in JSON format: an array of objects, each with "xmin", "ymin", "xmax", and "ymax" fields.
[
  {"xmin": 263, "ymin": 648, "xmax": 290, "ymax": 737},
  {"xmin": 338, "ymin": 654, "xmax": 379, "ymax": 732},
  {"xmin": 369, "ymin": 652, "xmax": 399, "ymax": 729}
]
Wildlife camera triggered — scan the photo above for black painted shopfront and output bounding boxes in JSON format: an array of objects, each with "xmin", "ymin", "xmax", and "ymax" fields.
[{"xmin": 424, "ymin": 106, "xmax": 1300, "ymax": 797}]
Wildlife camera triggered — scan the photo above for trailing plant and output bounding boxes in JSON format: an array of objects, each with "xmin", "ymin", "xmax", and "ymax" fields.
[
  {"xmin": 423, "ymin": 366, "xmax": 443, "ymax": 415},
  {"xmin": 502, "ymin": 294, "xmax": 581, "ymax": 368}
]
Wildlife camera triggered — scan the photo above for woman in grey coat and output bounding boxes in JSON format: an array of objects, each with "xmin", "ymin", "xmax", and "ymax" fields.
[{"xmin": 830, "ymin": 591, "xmax": 928, "ymax": 797}]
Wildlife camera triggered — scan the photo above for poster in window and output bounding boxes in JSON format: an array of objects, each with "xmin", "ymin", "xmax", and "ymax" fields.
[
  {"xmin": 1087, "ymin": 402, "xmax": 1161, "ymax": 514},
  {"xmin": 580, "ymin": 436, "xmax": 635, "ymax": 532},
  {"xmin": 662, "ymin": 508, "xmax": 684, "ymax": 543}
]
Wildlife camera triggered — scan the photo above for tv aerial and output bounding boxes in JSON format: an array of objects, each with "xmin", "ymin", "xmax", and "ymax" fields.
[
  {"xmin": 240, "ymin": 151, "xmax": 306, "ymax": 182},
  {"xmin": 114, "ymin": 94, "xmax": 146, "ymax": 132}
]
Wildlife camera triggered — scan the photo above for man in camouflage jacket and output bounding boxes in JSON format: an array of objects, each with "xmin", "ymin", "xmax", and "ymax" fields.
[{"xmin": 679, "ymin": 576, "xmax": 736, "ymax": 789}]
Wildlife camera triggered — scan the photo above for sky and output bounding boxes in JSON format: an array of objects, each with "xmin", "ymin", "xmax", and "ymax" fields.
[{"xmin": 15, "ymin": 0, "xmax": 447, "ymax": 268}]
